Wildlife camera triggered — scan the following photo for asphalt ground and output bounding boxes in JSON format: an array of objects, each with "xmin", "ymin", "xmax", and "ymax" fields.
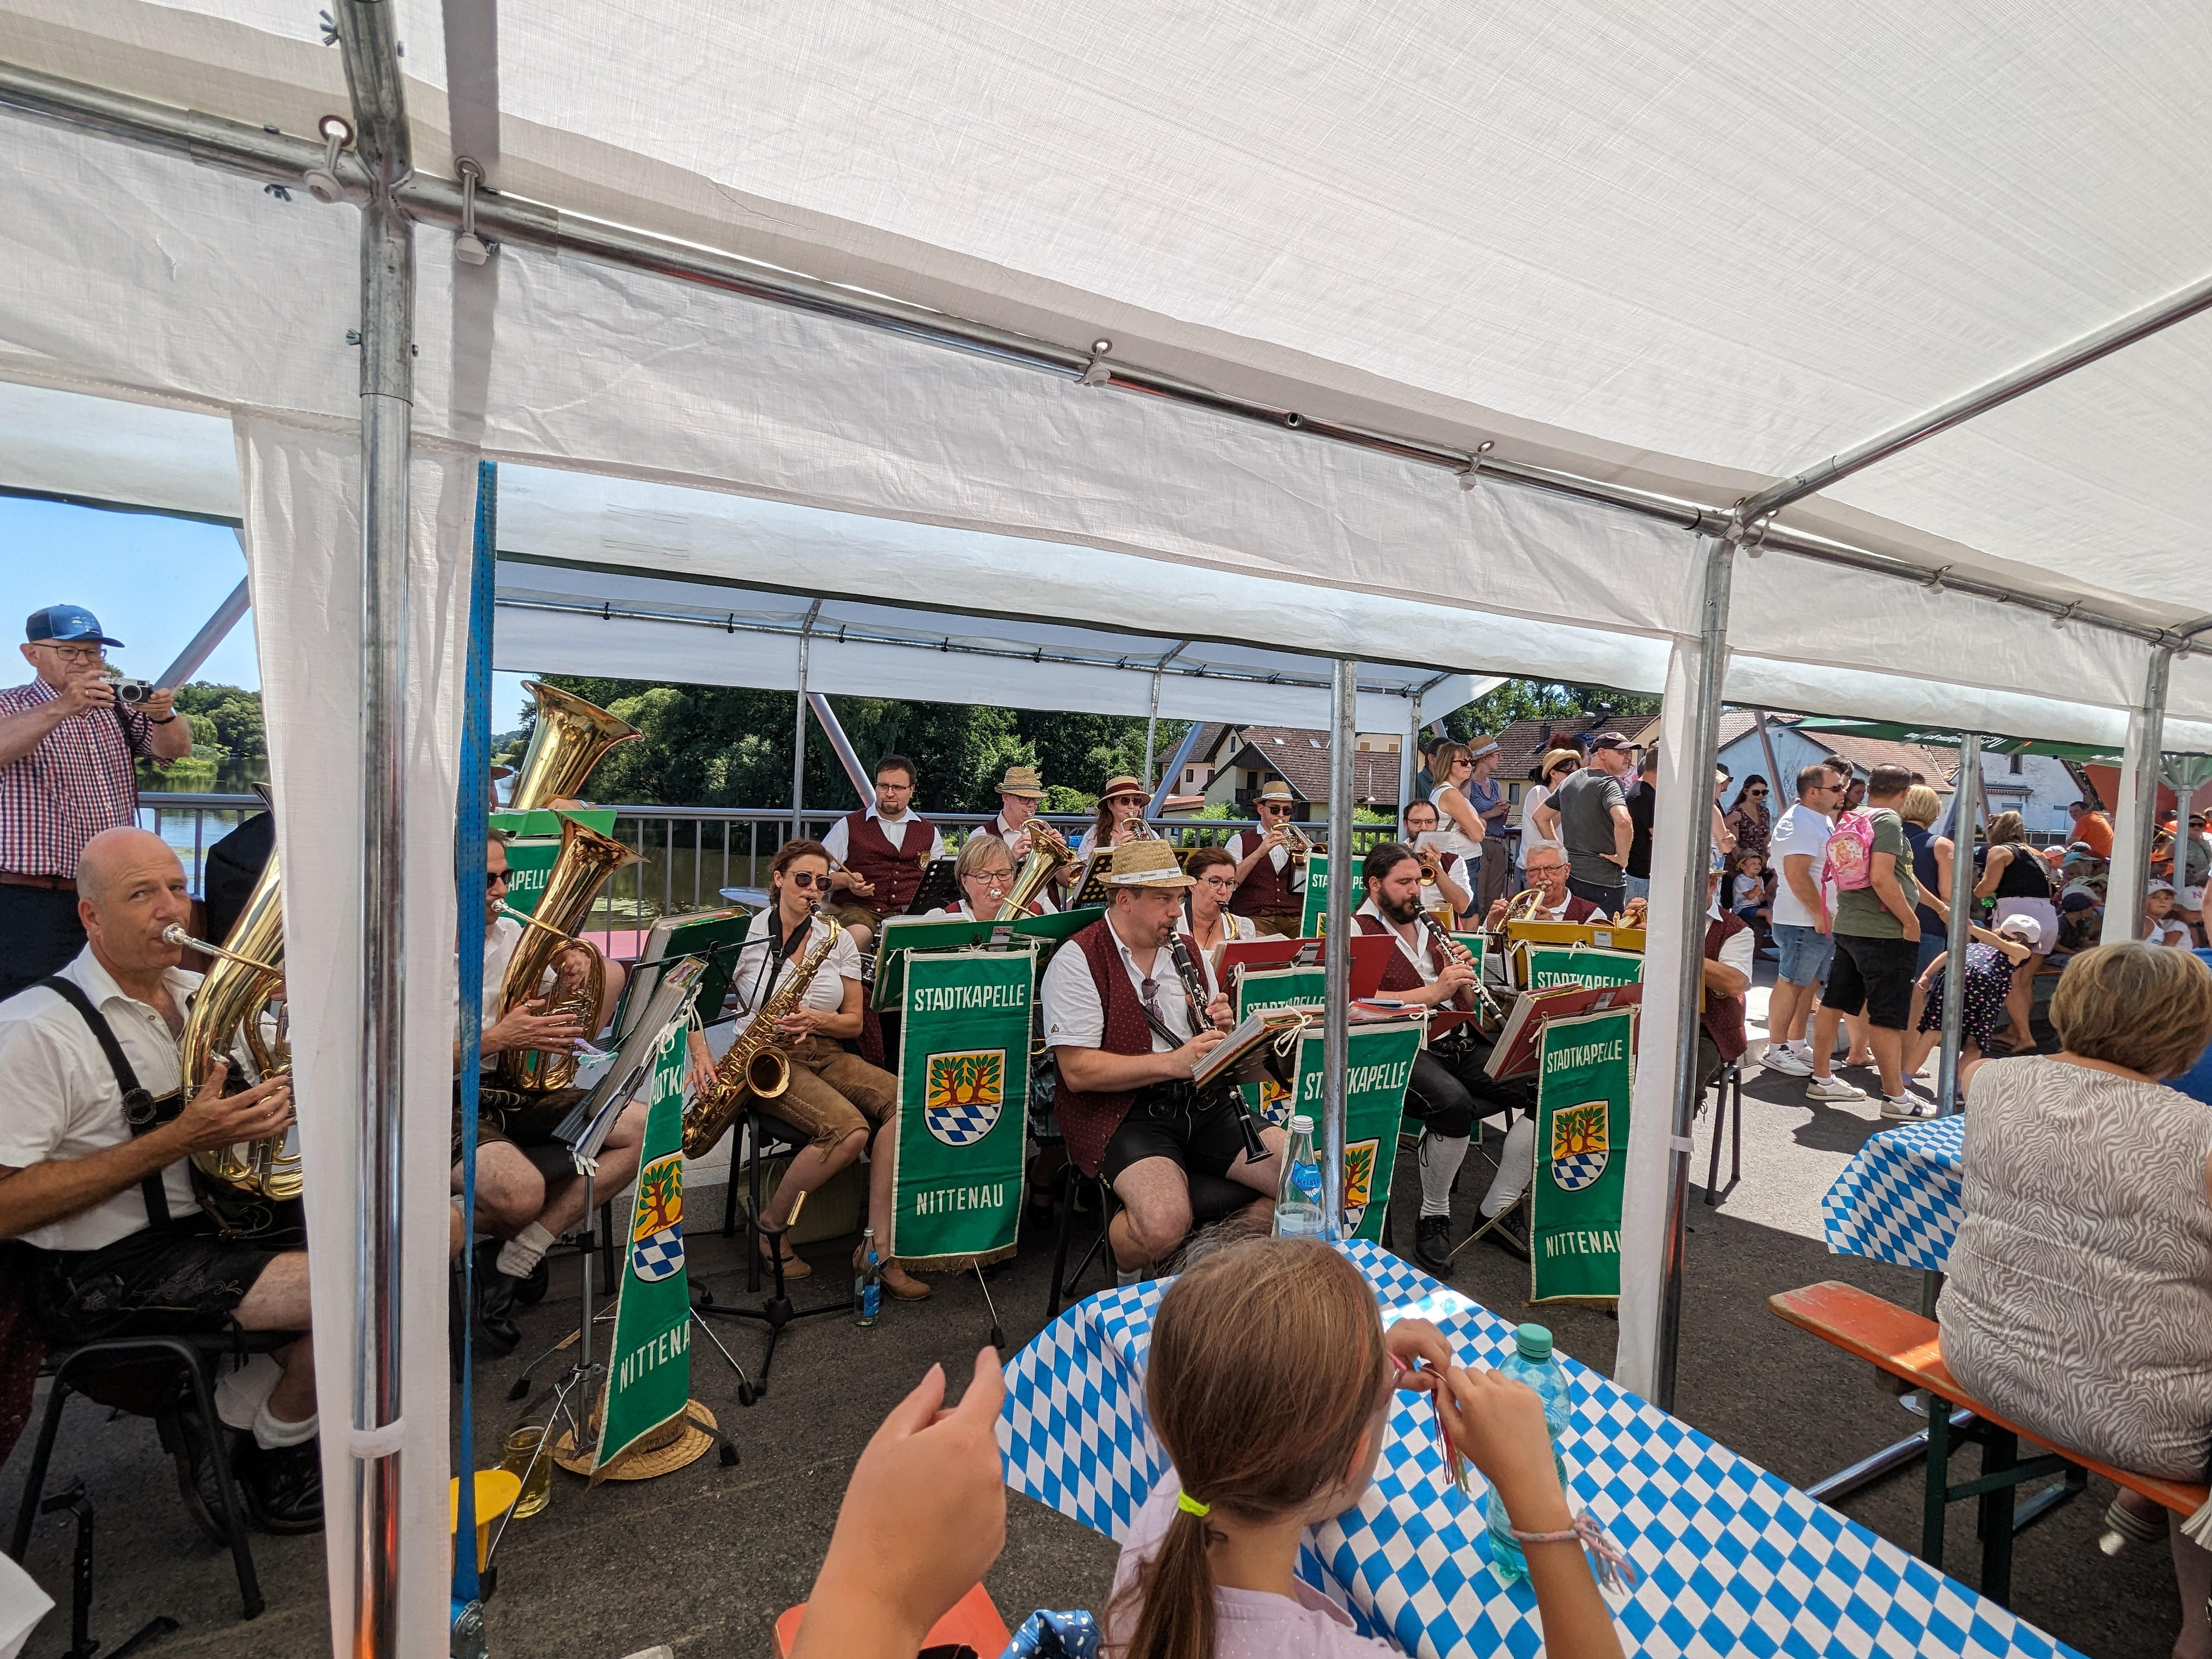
[{"xmin": 1, "ymin": 966, "xmax": 2187, "ymax": 1659}]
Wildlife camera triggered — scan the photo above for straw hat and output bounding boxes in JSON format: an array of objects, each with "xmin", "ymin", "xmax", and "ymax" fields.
[
  {"xmin": 1466, "ymin": 735, "xmax": 1501, "ymax": 761},
  {"xmin": 996, "ymin": 764, "xmax": 1045, "ymax": 798},
  {"xmin": 1254, "ymin": 779, "xmax": 1294, "ymax": 804},
  {"xmin": 1110, "ymin": 841, "xmax": 1195, "ymax": 887},
  {"xmin": 1100, "ymin": 773, "xmax": 1147, "ymax": 803},
  {"xmin": 552, "ymin": 1399, "xmax": 719, "ymax": 1483},
  {"xmin": 1540, "ymin": 748, "xmax": 1584, "ymax": 776}
]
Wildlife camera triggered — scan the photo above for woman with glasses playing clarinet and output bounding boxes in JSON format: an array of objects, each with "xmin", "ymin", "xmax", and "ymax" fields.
[{"xmin": 721, "ymin": 839, "xmax": 927, "ymax": 1299}]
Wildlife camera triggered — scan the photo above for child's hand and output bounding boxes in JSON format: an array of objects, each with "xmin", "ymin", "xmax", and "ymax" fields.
[
  {"xmin": 1437, "ymin": 1366, "xmax": 1573, "ymax": 1532},
  {"xmin": 1384, "ymin": 1317, "xmax": 1453, "ymax": 1389}
]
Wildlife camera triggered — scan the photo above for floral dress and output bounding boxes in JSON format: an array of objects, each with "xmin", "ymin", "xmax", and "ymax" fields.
[{"xmin": 1914, "ymin": 942, "xmax": 2014, "ymax": 1051}]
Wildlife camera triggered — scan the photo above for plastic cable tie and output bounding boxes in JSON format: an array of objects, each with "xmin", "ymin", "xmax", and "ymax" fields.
[
  {"xmin": 351, "ymin": 1417, "xmax": 407, "ymax": 1458},
  {"xmin": 1670, "ymin": 1135, "xmax": 1695, "ymax": 1154}
]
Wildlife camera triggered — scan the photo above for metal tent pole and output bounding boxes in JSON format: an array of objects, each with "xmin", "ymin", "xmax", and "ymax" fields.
[
  {"xmin": 805, "ymin": 691, "xmax": 875, "ymax": 809},
  {"xmin": 1401, "ymin": 689, "xmax": 1422, "ymax": 830},
  {"xmin": 1652, "ymin": 533, "xmax": 1736, "ymax": 1413},
  {"xmin": 1321, "ymin": 658, "xmax": 1357, "ymax": 1237},
  {"xmin": 1752, "ymin": 710, "xmax": 1786, "ymax": 805},
  {"xmin": 1, "ymin": 59, "xmax": 2205, "ymax": 656},
  {"xmin": 2106, "ymin": 649, "xmax": 2172, "ymax": 944},
  {"xmin": 1935, "ymin": 736, "xmax": 1981, "ymax": 1117},
  {"xmin": 791, "ymin": 600, "xmax": 819, "ymax": 836},
  {"xmin": 154, "ymin": 575, "xmax": 251, "ymax": 689},
  {"xmin": 332, "ymin": 2, "xmax": 411, "ymax": 1653}
]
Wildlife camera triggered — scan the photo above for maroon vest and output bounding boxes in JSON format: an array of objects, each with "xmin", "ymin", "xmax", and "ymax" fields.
[
  {"xmin": 842, "ymin": 809, "xmax": 931, "ymax": 912},
  {"xmin": 1354, "ymin": 912, "xmax": 1432, "ymax": 994},
  {"xmin": 1230, "ymin": 832, "xmax": 1301, "ymax": 917},
  {"xmin": 1701, "ymin": 912, "xmax": 1750, "ymax": 1063},
  {"xmin": 1054, "ymin": 920, "xmax": 1161, "ymax": 1177}
]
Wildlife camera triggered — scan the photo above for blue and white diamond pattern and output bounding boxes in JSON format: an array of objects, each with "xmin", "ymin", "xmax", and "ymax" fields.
[
  {"xmin": 926, "ymin": 1099, "xmax": 1002, "ymax": 1146},
  {"xmin": 1001, "ymin": 1237, "xmax": 2075, "ymax": 1659},
  {"xmin": 1822, "ymin": 1116, "xmax": 1965, "ymax": 1272},
  {"xmin": 1552, "ymin": 1149, "xmax": 1607, "ymax": 1191},
  {"xmin": 629, "ymin": 1225, "xmax": 684, "ymax": 1283}
]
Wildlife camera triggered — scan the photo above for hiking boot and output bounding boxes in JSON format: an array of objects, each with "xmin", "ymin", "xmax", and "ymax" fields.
[
  {"xmin": 1413, "ymin": 1214, "xmax": 1453, "ymax": 1273},
  {"xmin": 239, "ymin": 1438, "xmax": 325, "ymax": 1534}
]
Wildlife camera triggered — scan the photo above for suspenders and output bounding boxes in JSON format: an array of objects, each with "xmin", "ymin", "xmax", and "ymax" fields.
[{"xmin": 37, "ymin": 976, "xmax": 186, "ymax": 1228}]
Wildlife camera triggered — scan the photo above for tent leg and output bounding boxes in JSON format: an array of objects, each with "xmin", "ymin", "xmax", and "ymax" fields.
[
  {"xmin": 1935, "ymin": 737, "xmax": 1980, "ymax": 1114},
  {"xmin": 806, "ymin": 692, "xmax": 875, "ymax": 810},
  {"xmin": 1651, "ymin": 533, "xmax": 1736, "ymax": 1413},
  {"xmin": 791, "ymin": 600, "xmax": 819, "ymax": 836},
  {"xmin": 2105, "ymin": 648, "xmax": 2170, "ymax": 944},
  {"xmin": 1321, "ymin": 658, "xmax": 1356, "ymax": 1236},
  {"xmin": 155, "ymin": 574, "xmax": 252, "ymax": 690}
]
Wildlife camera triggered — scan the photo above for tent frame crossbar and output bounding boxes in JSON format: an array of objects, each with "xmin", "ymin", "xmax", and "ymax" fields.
[
  {"xmin": 494, "ymin": 593, "xmax": 1435, "ymax": 700},
  {"xmin": 0, "ymin": 58, "xmax": 2205, "ymax": 654}
]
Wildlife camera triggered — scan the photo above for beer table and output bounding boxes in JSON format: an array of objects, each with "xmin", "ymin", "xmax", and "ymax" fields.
[
  {"xmin": 1000, "ymin": 1239, "xmax": 2076, "ymax": 1658},
  {"xmin": 1822, "ymin": 1115, "xmax": 1967, "ymax": 1272}
]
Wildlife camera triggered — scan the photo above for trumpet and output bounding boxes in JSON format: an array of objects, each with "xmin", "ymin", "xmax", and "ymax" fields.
[
  {"xmin": 1278, "ymin": 819, "xmax": 1314, "ymax": 869},
  {"xmin": 1416, "ymin": 849, "xmax": 1444, "ymax": 889}
]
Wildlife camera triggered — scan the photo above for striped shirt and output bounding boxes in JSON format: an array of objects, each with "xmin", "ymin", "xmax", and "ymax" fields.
[{"xmin": 0, "ymin": 679, "xmax": 157, "ymax": 879}]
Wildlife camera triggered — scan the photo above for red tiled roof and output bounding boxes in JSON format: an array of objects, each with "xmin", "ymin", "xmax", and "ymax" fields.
[{"xmin": 1221, "ymin": 726, "xmax": 1403, "ymax": 805}]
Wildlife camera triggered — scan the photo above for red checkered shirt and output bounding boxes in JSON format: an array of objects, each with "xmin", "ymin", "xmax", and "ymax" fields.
[{"xmin": 0, "ymin": 679, "xmax": 159, "ymax": 879}]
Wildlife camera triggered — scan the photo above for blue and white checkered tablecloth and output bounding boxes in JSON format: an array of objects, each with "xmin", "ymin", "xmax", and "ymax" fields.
[
  {"xmin": 1820, "ymin": 1115, "xmax": 1966, "ymax": 1273},
  {"xmin": 1000, "ymin": 1239, "xmax": 2075, "ymax": 1659}
]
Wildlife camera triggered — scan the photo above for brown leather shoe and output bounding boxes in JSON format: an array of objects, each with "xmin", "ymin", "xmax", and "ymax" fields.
[{"xmin": 881, "ymin": 1270, "xmax": 932, "ymax": 1302}]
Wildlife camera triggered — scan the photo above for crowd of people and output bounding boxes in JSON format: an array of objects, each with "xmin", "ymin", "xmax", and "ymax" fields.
[{"xmin": 4, "ymin": 596, "xmax": 2209, "ymax": 1656}]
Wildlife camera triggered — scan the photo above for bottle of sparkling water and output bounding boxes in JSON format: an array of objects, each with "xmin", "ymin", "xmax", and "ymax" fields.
[
  {"xmin": 854, "ymin": 1227, "xmax": 882, "ymax": 1327},
  {"xmin": 1484, "ymin": 1323, "xmax": 1572, "ymax": 1584},
  {"xmin": 1273, "ymin": 1115, "xmax": 1325, "ymax": 1238}
]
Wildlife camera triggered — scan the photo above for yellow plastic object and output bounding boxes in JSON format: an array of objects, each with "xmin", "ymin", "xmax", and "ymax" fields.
[{"xmin": 449, "ymin": 1470, "xmax": 523, "ymax": 1570}]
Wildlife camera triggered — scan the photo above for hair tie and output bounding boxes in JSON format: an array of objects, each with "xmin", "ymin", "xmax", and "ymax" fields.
[{"xmin": 1176, "ymin": 1491, "xmax": 1210, "ymax": 1518}]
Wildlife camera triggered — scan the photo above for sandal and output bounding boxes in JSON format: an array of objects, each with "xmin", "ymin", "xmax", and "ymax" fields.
[{"xmin": 758, "ymin": 1227, "xmax": 811, "ymax": 1279}]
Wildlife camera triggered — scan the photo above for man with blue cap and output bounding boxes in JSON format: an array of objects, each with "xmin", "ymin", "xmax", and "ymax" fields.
[{"xmin": 0, "ymin": 606, "xmax": 190, "ymax": 997}]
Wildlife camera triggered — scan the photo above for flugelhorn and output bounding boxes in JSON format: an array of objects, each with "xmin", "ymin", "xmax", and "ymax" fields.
[
  {"xmin": 1000, "ymin": 817, "xmax": 1075, "ymax": 917},
  {"xmin": 508, "ymin": 681, "xmax": 641, "ymax": 811},
  {"xmin": 170, "ymin": 854, "xmax": 298, "ymax": 1201}
]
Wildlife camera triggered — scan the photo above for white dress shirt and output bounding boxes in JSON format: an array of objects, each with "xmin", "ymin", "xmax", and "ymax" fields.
[
  {"xmin": 726, "ymin": 914, "xmax": 865, "ymax": 1037},
  {"xmin": 1356, "ymin": 898, "xmax": 1440, "ymax": 985},
  {"xmin": 1041, "ymin": 919, "xmax": 1202, "ymax": 1053},
  {"xmin": 0, "ymin": 946, "xmax": 202, "ymax": 1251}
]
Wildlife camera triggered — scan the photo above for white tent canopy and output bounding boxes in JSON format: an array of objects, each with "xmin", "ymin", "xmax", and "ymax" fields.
[{"xmin": 7, "ymin": 7, "xmax": 2212, "ymax": 1654}]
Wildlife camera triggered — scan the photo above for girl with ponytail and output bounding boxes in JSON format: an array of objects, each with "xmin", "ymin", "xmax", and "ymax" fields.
[{"xmin": 1105, "ymin": 1237, "xmax": 1621, "ymax": 1658}]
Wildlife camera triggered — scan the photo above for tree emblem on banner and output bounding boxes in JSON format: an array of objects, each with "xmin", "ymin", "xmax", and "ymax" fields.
[
  {"xmin": 630, "ymin": 1154, "xmax": 685, "ymax": 1282},
  {"xmin": 1341, "ymin": 1137, "xmax": 1380, "ymax": 1232},
  {"xmin": 1550, "ymin": 1101, "xmax": 1610, "ymax": 1191},
  {"xmin": 924, "ymin": 1049, "xmax": 1005, "ymax": 1145}
]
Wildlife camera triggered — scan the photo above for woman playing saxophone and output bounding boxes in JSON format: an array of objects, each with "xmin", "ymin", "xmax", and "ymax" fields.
[{"xmin": 707, "ymin": 839, "xmax": 929, "ymax": 1300}]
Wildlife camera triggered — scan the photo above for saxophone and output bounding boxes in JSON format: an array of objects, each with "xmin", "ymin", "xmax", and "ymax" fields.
[{"xmin": 681, "ymin": 914, "xmax": 843, "ymax": 1158}]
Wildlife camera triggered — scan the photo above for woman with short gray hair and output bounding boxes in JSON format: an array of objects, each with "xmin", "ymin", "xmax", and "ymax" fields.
[{"xmin": 1940, "ymin": 941, "xmax": 2212, "ymax": 1657}]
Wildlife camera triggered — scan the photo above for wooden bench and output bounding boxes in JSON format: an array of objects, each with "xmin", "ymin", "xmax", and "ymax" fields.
[{"xmin": 1771, "ymin": 1281, "xmax": 2205, "ymax": 1606}]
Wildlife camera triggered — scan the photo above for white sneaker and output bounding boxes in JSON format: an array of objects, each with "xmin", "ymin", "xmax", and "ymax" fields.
[
  {"xmin": 1881, "ymin": 1094, "xmax": 1938, "ymax": 1120},
  {"xmin": 1760, "ymin": 1044, "xmax": 1813, "ymax": 1077},
  {"xmin": 1806, "ymin": 1075, "xmax": 1867, "ymax": 1103}
]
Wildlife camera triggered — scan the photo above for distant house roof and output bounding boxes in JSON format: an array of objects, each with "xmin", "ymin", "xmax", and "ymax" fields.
[
  {"xmin": 1813, "ymin": 734, "xmax": 1960, "ymax": 790},
  {"xmin": 1221, "ymin": 725, "xmax": 1402, "ymax": 805},
  {"xmin": 1187, "ymin": 721, "xmax": 1232, "ymax": 766},
  {"xmin": 1493, "ymin": 714, "xmax": 1608, "ymax": 783}
]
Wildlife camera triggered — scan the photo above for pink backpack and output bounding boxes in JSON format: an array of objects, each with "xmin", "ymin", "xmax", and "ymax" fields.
[{"xmin": 1822, "ymin": 810, "xmax": 1877, "ymax": 893}]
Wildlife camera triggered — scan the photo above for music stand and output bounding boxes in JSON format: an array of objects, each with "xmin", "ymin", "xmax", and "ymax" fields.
[{"xmin": 903, "ymin": 857, "xmax": 960, "ymax": 916}]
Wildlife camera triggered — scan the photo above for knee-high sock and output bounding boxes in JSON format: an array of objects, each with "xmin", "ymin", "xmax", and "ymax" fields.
[
  {"xmin": 1481, "ymin": 1117, "xmax": 1537, "ymax": 1216},
  {"xmin": 1416, "ymin": 1130, "xmax": 1469, "ymax": 1219}
]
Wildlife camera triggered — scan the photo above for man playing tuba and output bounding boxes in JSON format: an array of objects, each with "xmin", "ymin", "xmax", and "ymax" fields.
[{"xmin": 0, "ymin": 828, "xmax": 322, "ymax": 1533}]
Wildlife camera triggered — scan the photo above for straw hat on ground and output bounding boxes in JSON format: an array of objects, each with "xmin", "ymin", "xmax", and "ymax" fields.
[{"xmin": 552, "ymin": 1400, "xmax": 719, "ymax": 1483}]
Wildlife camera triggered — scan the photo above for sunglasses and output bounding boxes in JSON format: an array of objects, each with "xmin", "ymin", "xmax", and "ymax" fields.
[
  {"xmin": 784, "ymin": 870, "xmax": 831, "ymax": 890},
  {"xmin": 1746, "ymin": 789, "xmax": 1767, "ymax": 797},
  {"xmin": 486, "ymin": 869, "xmax": 509, "ymax": 888}
]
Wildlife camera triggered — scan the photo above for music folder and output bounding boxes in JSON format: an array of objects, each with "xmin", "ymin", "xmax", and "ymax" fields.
[
  {"xmin": 1483, "ymin": 980, "xmax": 1644, "ymax": 1080},
  {"xmin": 1217, "ymin": 932, "xmax": 1393, "ymax": 1000},
  {"xmin": 555, "ymin": 956, "xmax": 707, "ymax": 1167},
  {"xmin": 1190, "ymin": 1008, "xmax": 1308, "ymax": 1091}
]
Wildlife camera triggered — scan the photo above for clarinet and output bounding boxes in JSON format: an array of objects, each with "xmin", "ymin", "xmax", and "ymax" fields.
[
  {"xmin": 1416, "ymin": 907, "xmax": 1504, "ymax": 1036},
  {"xmin": 1171, "ymin": 932, "xmax": 1268, "ymax": 1163}
]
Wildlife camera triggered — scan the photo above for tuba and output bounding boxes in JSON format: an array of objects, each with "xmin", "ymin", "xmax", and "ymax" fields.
[
  {"xmin": 508, "ymin": 681, "xmax": 641, "ymax": 811},
  {"xmin": 681, "ymin": 914, "xmax": 842, "ymax": 1158},
  {"xmin": 494, "ymin": 814, "xmax": 642, "ymax": 1090},
  {"xmin": 1000, "ymin": 817, "xmax": 1075, "ymax": 917},
  {"xmin": 172, "ymin": 853, "xmax": 297, "ymax": 1201}
]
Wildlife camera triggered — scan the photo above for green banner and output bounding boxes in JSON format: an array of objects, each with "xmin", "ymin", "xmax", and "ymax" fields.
[
  {"xmin": 872, "ymin": 907, "xmax": 1099, "ymax": 1009},
  {"xmin": 1285, "ymin": 1020, "xmax": 1423, "ymax": 1242},
  {"xmin": 594, "ymin": 1014, "xmax": 693, "ymax": 1474},
  {"xmin": 1451, "ymin": 932, "xmax": 1487, "ymax": 981},
  {"xmin": 1299, "ymin": 850, "xmax": 1336, "ymax": 938},
  {"xmin": 1527, "ymin": 1007, "xmax": 1636, "ymax": 1304},
  {"xmin": 888, "ymin": 951, "xmax": 1034, "ymax": 1266},
  {"xmin": 1521, "ymin": 945, "xmax": 1642, "ymax": 992},
  {"xmin": 490, "ymin": 807, "xmax": 620, "ymax": 839},
  {"xmin": 1233, "ymin": 964, "xmax": 1324, "ymax": 1124},
  {"xmin": 497, "ymin": 836, "xmax": 562, "ymax": 918}
]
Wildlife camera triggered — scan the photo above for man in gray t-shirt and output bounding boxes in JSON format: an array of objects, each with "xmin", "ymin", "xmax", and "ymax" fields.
[{"xmin": 1535, "ymin": 733, "xmax": 1636, "ymax": 908}]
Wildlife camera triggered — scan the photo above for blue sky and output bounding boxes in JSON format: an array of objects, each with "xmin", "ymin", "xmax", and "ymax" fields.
[{"xmin": 1, "ymin": 495, "xmax": 534, "ymax": 725}]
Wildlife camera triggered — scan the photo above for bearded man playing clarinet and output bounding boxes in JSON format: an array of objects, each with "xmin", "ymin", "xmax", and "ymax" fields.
[{"xmin": 1043, "ymin": 841, "xmax": 1282, "ymax": 1278}]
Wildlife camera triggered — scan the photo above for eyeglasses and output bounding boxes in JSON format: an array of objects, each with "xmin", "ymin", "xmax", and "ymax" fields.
[
  {"xmin": 966, "ymin": 869, "xmax": 1014, "ymax": 886},
  {"xmin": 784, "ymin": 871, "xmax": 830, "ymax": 890},
  {"xmin": 1197, "ymin": 875, "xmax": 1238, "ymax": 891},
  {"xmin": 35, "ymin": 644, "xmax": 102, "ymax": 664}
]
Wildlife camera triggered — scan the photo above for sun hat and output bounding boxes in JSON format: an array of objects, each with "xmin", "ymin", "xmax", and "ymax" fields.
[
  {"xmin": 1540, "ymin": 749, "xmax": 1582, "ymax": 776},
  {"xmin": 1254, "ymin": 779, "xmax": 1296, "ymax": 804},
  {"xmin": 996, "ymin": 764, "xmax": 1044, "ymax": 798},
  {"xmin": 1108, "ymin": 840, "xmax": 1196, "ymax": 888},
  {"xmin": 1100, "ymin": 773, "xmax": 1147, "ymax": 803},
  {"xmin": 553, "ymin": 1399, "xmax": 720, "ymax": 1483}
]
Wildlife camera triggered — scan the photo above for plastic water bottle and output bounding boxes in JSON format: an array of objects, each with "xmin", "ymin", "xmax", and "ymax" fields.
[
  {"xmin": 1273, "ymin": 1115, "xmax": 1325, "ymax": 1238},
  {"xmin": 1484, "ymin": 1323, "xmax": 1573, "ymax": 1584},
  {"xmin": 854, "ymin": 1227, "xmax": 882, "ymax": 1326}
]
